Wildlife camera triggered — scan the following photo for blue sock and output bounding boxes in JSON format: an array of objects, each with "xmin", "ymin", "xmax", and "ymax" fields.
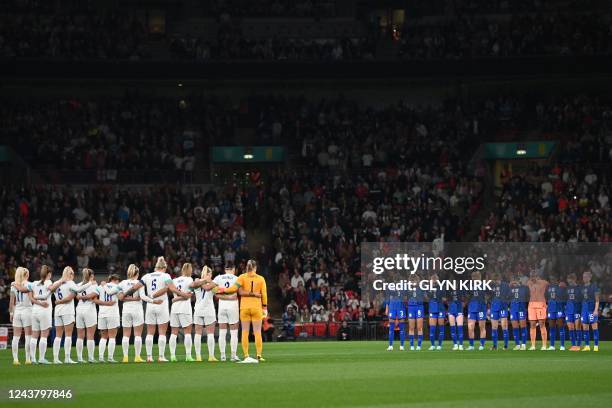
[
  {"xmin": 469, "ymin": 338, "xmax": 474, "ymax": 347},
  {"xmin": 583, "ymin": 330, "xmax": 590, "ymax": 346},
  {"xmin": 559, "ymin": 327, "xmax": 565, "ymax": 347},
  {"xmin": 438, "ymin": 325, "xmax": 445, "ymax": 346},
  {"xmin": 458, "ymin": 326, "xmax": 464, "ymax": 345},
  {"xmin": 576, "ymin": 329, "xmax": 582, "ymax": 346},
  {"xmin": 388, "ymin": 322, "xmax": 396, "ymax": 346},
  {"xmin": 513, "ymin": 328, "xmax": 520, "ymax": 345},
  {"xmin": 570, "ymin": 329, "xmax": 575, "ymax": 346},
  {"xmin": 480, "ymin": 335, "xmax": 485, "ymax": 347},
  {"xmin": 521, "ymin": 327, "xmax": 527, "ymax": 345},
  {"xmin": 503, "ymin": 329, "xmax": 509, "ymax": 348},
  {"xmin": 418, "ymin": 334, "xmax": 423, "ymax": 347},
  {"xmin": 429, "ymin": 325, "xmax": 436, "ymax": 346},
  {"xmin": 450, "ymin": 325, "xmax": 457, "ymax": 344},
  {"xmin": 492, "ymin": 329, "xmax": 498, "ymax": 348},
  {"xmin": 593, "ymin": 329, "xmax": 599, "ymax": 346},
  {"xmin": 409, "ymin": 334, "xmax": 414, "ymax": 347},
  {"xmin": 399, "ymin": 323, "xmax": 406, "ymax": 347},
  {"xmin": 549, "ymin": 327, "xmax": 556, "ymax": 347}
]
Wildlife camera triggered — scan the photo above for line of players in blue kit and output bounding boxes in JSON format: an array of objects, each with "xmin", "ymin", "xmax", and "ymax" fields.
[{"xmin": 385, "ymin": 271, "xmax": 602, "ymax": 352}]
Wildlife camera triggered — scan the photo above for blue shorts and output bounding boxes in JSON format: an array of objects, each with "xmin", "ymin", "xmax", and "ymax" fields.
[
  {"xmin": 581, "ymin": 309, "xmax": 597, "ymax": 324},
  {"xmin": 491, "ymin": 309, "xmax": 508, "ymax": 320},
  {"xmin": 429, "ymin": 311, "xmax": 446, "ymax": 319},
  {"xmin": 565, "ymin": 313, "xmax": 581, "ymax": 323},
  {"xmin": 388, "ymin": 307, "xmax": 406, "ymax": 320},
  {"xmin": 547, "ymin": 310, "xmax": 565, "ymax": 320},
  {"xmin": 408, "ymin": 304, "xmax": 424, "ymax": 319},
  {"xmin": 448, "ymin": 302, "xmax": 463, "ymax": 317},
  {"xmin": 468, "ymin": 310, "xmax": 486, "ymax": 321},
  {"xmin": 510, "ymin": 310, "xmax": 526, "ymax": 321}
]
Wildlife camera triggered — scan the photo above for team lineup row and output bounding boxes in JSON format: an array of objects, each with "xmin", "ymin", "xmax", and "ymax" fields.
[
  {"xmin": 9, "ymin": 257, "xmax": 269, "ymax": 365},
  {"xmin": 384, "ymin": 271, "xmax": 601, "ymax": 352}
]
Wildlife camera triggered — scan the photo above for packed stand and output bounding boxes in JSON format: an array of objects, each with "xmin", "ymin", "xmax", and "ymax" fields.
[
  {"xmin": 0, "ymin": 8, "xmax": 148, "ymax": 60},
  {"xmin": 398, "ymin": 13, "xmax": 612, "ymax": 59},
  {"xmin": 408, "ymin": 0, "xmax": 609, "ymax": 16},
  {"xmin": 481, "ymin": 95, "xmax": 612, "ymax": 242},
  {"xmin": 200, "ymin": 0, "xmax": 337, "ymax": 18},
  {"xmin": 0, "ymin": 184, "xmax": 253, "ymax": 322},
  {"xmin": 263, "ymin": 97, "xmax": 486, "ymax": 325}
]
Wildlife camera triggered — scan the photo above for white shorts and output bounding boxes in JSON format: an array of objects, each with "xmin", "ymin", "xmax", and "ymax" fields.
[
  {"xmin": 76, "ymin": 310, "xmax": 97, "ymax": 329},
  {"xmin": 194, "ymin": 314, "xmax": 216, "ymax": 326},
  {"xmin": 32, "ymin": 312, "xmax": 52, "ymax": 332},
  {"xmin": 217, "ymin": 305, "xmax": 240, "ymax": 325},
  {"xmin": 54, "ymin": 314, "xmax": 75, "ymax": 327},
  {"xmin": 122, "ymin": 310, "xmax": 144, "ymax": 327},
  {"xmin": 170, "ymin": 312, "xmax": 193, "ymax": 328},
  {"xmin": 13, "ymin": 309, "xmax": 32, "ymax": 328},
  {"xmin": 98, "ymin": 316, "xmax": 120, "ymax": 330},
  {"xmin": 145, "ymin": 306, "xmax": 170, "ymax": 325}
]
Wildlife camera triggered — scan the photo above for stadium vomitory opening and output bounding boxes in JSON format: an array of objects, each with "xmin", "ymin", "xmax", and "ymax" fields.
[{"xmin": 0, "ymin": 0, "xmax": 611, "ymax": 407}]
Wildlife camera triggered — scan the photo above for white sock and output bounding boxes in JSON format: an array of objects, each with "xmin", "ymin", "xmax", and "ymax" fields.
[
  {"xmin": 30, "ymin": 338, "xmax": 38, "ymax": 362},
  {"xmin": 145, "ymin": 335, "xmax": 153, "ymax": 357},
  {"xmin": 99, "ymin": 338, "xmax": 107, "ymax": 360},
  {"xmin": 11, "ymin": 335, "xmax": 20, "ymax": 361},
  {"xmin": 39, "ymin": 337, "xmax": 47, "ymax": 360},
  {"xmin": 218, "ymin": 328, "xmax": 227, "ymax": 356},
  {"xmin": 134, "ymin": 336, "xmax": 142, "ymax": 357},
  {"xmin": 76, "ymin": 338, "xmax": 84, "ymax": 361},
  {"xmin": 207, "ymin": 334, "xmax": 215, "ymax": 358},
  {"xmin": 230, "ymin": 329, "xmax": 239, "ymax": 357},
  {"xmin": 108, "ymin": 338, "xmax": 116, "ymax": 360},
  {"xmin": 25, "ymin": 335, "xmax": 31, "ymax": 361},
  {"xmin": 64, "ymin": 337, "xmax": 72, "ymax": 361},
  {"xmin": 158, "ymin": 335, "xmax": 166, "ymax": 359},
  {"xmin": 184, "ymin": 334, "xmax": 192, "ymax": 359},
  {"xmin": 169, "ymin": 334, "xmax": 177, "ymax": 358},
  {"xmin": 87, "ymin": 340, "xmax": 95, "ymax": 360},
  {"xmin": 122, "ymin": 337, "xmax": 129, "ymax": 358},
  {"xmin": 194, "ymin": 334, "xmax": 202, "ymax": 358},
  {"xmin": 52, "ymin": 337, "xmax": 61, "ymax": 361}
]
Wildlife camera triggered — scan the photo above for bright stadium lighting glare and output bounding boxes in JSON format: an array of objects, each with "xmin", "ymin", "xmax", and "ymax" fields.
[
  {"xmin": 244, "ymin": 147, "xmax": 254, "ymax": 159},
  {"xmin": 516, "ymin": 143, "xmax": 527, "ymax": 155}
]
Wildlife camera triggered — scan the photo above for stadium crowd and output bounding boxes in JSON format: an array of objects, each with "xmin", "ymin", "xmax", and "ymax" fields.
[
  {"xmin": 0, "ymin": 185, "xmax": 252, "ymax": 322},
  {"xmin": 200, "ymin": 0, "xmax": 338, "ymax": 18},
  {"xmin": 0, "ymin": 10, "xmax": 147, "ymax": 59},
  {"xmin": 398, "ymin": 12, "xmax": 612, "ymax": 59}
]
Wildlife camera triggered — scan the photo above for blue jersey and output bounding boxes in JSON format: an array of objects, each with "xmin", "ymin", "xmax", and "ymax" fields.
[
  {"xmin": 509, "ymin": 285, "xmax": 528, "ymax": 309},
  {"xmin": 407, "ymin": 286, "xmax": 426, "ymax": 305},
  {"xmin": 447, "ymin": 289, "xmax": 464, "ymax": 315},
  {"xmin": 468, "ymin": 288, "xmax": 487, "ymax": 312},
  {"xmin": 386, "ymin": 289, "xmax": 406, "ymax": 319},
  {"xmin": 565, "ymin": 284, "xmax": 582, "ymax": 315},
  {"xmin": 580, "ymin": 283, "xmax": 600, "ymax": 311},
  {"xmin": 490, "ymin": 281, "xmax": 510, "ymax": 312},
  {"xmin": 545, "ymin": 284, "xmax": 564, "ymax": 313},
  {"xmin": 428, "ymin": 289, "xmax": 446, "ymax": 313}
]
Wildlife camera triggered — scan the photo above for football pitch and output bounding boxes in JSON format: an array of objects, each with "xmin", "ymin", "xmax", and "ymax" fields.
[{"xmin": 1, "ymin": 341, "xmax": 611, "ymax": 407}]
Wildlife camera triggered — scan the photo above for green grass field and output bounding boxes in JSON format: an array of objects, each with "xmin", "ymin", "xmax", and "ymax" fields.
[{"xmin": 2, "ymin": 341, "xmax": 612, "ymax": 407}]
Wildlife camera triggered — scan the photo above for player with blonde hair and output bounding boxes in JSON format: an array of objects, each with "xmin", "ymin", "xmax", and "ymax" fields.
[
  {"xmin": 122, "ymin": 256, "xmax": 192, "ymax": 362},
  {"xmin": 75, "ymin": 268, "xmax": 98, "ymax": 363},
  {"xmin": 52, "ymin": 266, "xmax": 94, "ymax": 364},
  {"xmin": 191, "ymin": 265, "xmax": 218, "ymax": 362},
  {"xmin": 169, "ymin": 263, "xmax": 195, "ymax": 362},
  {"xmin": 216, "ymin": 260, "xmax": 268, "ymax": 363},
  {"xmin": 118, "ymin": 264, "xmax": 160, "ymax": 363},
  {"xmin": 13, "ymin": 266, "xmax": 64, "ymax": 364},
  {"xmin": 10, "ymin": 267, "xmax": 33, "ymax": 365}
]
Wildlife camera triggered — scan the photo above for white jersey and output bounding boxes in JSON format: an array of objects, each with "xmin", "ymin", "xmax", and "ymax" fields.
[
  {"xmin": 11, "ymin": 282, "xmax": 33, "ymax": 310},
  {"xmin": 97, "ymin": 283, "xmax": 121, "ymax": 318},
  {"xmin": 76, "ymin": 283, "xmax": 99, "ymax": 313},
  {"xmin": 194, "ymin": 284, "xmax": 215, "ymax": 316},
  {"xmin": 141, "ymin": 271, "xmax": 172, "ymax": 309},
  {"xmin": 119, "ymin": 279, "xmax": 148, "ymax": 313},
  {"xmin": 54, "ymin": 280, "xmax": 80, "ymax": 316},
  {"xmin": 213, "ymin": 274, "xmax": 239, "ymax": 307},
  {"xmin": 30, "ymin": 280, "xmax": 53, "ymax": 314},
  {"xmin": 171, "ymin": 276, "xmax": 193, "ymax": 315}
]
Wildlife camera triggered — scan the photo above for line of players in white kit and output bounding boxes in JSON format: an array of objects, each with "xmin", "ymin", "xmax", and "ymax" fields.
[{"xmin": 9, "ymin": 256, "xmax": 241, "ymax": 365}]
